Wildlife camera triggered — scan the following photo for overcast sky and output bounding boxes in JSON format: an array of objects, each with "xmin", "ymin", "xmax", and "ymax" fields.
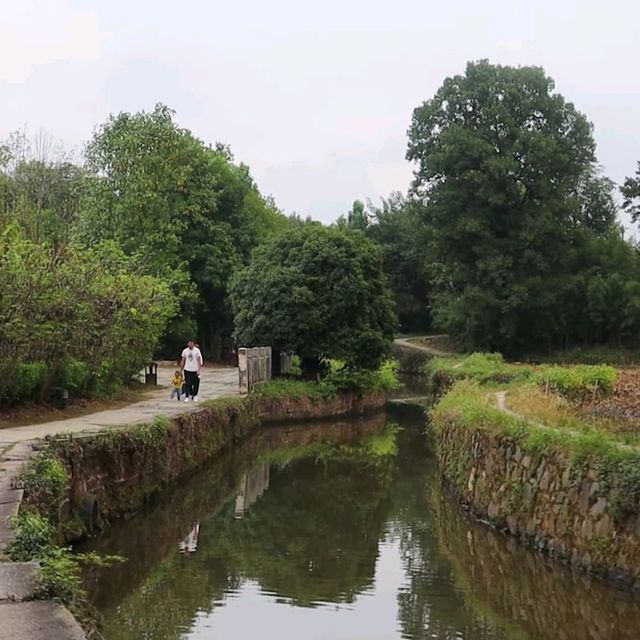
[{"xmin": 1, "ymin": 0, "xmax": 639, "ymax": 223}]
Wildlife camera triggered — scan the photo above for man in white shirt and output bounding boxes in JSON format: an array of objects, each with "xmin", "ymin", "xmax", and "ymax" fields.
[{"xmin": 180, "ymin": 340, "xmax": 203, "ymax": 402}]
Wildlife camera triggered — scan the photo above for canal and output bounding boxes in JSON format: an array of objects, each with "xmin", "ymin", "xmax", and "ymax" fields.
[{"xmin": 81, "ymin": 408, "xmax": 640, "ymax": 639}]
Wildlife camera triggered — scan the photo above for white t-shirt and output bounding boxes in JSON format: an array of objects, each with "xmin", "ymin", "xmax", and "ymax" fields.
[{"xmin": 181, "ymin": 347, "xmax": 203, "ymax": 372}]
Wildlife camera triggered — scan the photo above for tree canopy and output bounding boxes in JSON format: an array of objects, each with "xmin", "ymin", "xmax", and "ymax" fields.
[
  {"xmin": 406, "ymin": 60, "xmax": 623, "ymax": 352},
  {"xmin": 78, "ymin": 104, "xmax": 289, "ymax": 357},
  {"xmin": 230, "ymin": 224, "xmax": 397, "ymax": 371},
  {"xmin": 621, "ymin": 162, "xmax": 640, "ymax": 223},
  {"xmin": 365, "ymin": 193, "xmax": 431, "ymax": 333}
]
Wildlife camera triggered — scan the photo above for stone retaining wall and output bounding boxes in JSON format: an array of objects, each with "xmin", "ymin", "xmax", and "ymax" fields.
[
  {"xmin": 436, "ymin": 423, "xmax": 640, "ymax": 589},
  {"xmin": 428, "ymin": 475, "xmax": 640, "ymax": 640},
  {"xmin": 40, "ymin": 390, "xmax": 386, "ymax": 535}
]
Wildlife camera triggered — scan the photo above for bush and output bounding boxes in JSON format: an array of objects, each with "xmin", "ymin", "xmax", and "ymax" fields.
[
  {"xmin": 323, "ymin": 359, "xmax": 400, "ymax": 394},
  {"xmin": 35, "ymin": 546, "xmax": 84, "ymax": 604},
  {"xmin": 91, "ymin": 359, "xmax": 122, "ymax": 397},
  {"xmin": 0, "ymin": 229, "xmax": 176, "ymax": 407},
  {"xmin": 6, "ymin": 512, "xmax": 52, "ymax": 561},
  {"xmin": 4, "ymin": 362, "xmax": 49, "ymax": 404},
  {"xmin": 19, "ymin": 450, "xmax": 69, "ymax": 523},
  {"xmin": 375, "ymin": 359, "xmax": 401, "ymax": 392},
  {"xmin": 256, "ymin": 359, "xmax": 400, "ymax": 398},
  {"xmin": 59, "ymin": 358, "xmax": 90, "ymax": 394}
]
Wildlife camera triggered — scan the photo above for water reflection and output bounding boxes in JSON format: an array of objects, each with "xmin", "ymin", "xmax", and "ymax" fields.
[
  {"xmin": 178, "ymin": 523, "xmax": 200, "ymax": 555},
  {"xmin": 81, "ymin": 410, "xmax": 640, "ymax": 640},
  {"xmin": 428, "ymin": 478, "xmax": 640, "ymax": 640},
  {"xmin": 234, "ymin": 463, "xmax": 270, "ymax": 518}
]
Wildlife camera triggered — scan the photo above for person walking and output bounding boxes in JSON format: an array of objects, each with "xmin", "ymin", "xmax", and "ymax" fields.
[
  {"xmin": 170, "ymin": 370, "xmax": 184, "ymax": 401},
  {"xmin": 180, "ymin": 339, "xmax": 203, "ymax": 402}
]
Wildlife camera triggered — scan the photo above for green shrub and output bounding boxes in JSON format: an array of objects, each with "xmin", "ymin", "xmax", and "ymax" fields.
[
  {"xmin": 35, "ymin": 546, "xmax": 84, "ymax": 604},
  {"xmin": 91, "ymin": 359, "xmax": 122, "ymax": 397},
  {"xmin": 290, "ymin": 355, "xmax": 302, "ymax": 376},
  {"xmin": 35, "ymin": 545, "xmax": 123, "ymax": 632},
  {"xmin": 59, "ymin": 358, "xmax": 90, "ymax": 394},
  {"xmin": 323, "ymin": 359, "xmax": 400, "ymax": 394},
  {"xmin": 19, "ymin": 450, "xmax": 69, "ymax": 523},
  {"xmin": 375, "ymin": 359, "xmax": 401, "ymax": 391},
  {"xmin": 5, "ymin": 362, "xmax": 48, "ymax": 404},
  {"xmin": 6, "ymin": 512, "xmax": 53, "ymax": 561},
  {"xmin": 533, "ymin": 364, "xmax": 616, "ymax": 397},
  {"xmin": 257, "ymin": 359, "xmax": 399, "ymax": 398},
  {"xmin": 255, "ymin": 378, "xmax": 335, "ymax": 399}
]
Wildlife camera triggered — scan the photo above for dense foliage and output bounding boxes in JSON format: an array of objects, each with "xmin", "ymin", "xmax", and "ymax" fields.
[
  {"xmin": 4, "ymin": 61, "xmax": 640, "ymax": 408},
  {"xmin": 621, "ymin": 162, "xmax": 640, "ymax": 223},
  {"xmin": 0, "ymin": 106, "xmax": 289, "ymax": 406},
  {"xmin": 335, "ymin": 195, "xmax": 431, "ymax": 333},
  {"xmin": 365, "ymin": 193, "xmax": 431, "ymax": 332},
  {"xmin": 0, "ymin": 226, "xmax": 175, "ymax": 405},
  {"xmin": 230, "ymin": 224, "xmax": 397, "ymax": 372},
  {"xmin": 79, "ymin": 104, "xmax": 289, "ymax": 357},
  {"xmin": 406, "ymin": 60, "xmax": 640, "ymax": 353}
]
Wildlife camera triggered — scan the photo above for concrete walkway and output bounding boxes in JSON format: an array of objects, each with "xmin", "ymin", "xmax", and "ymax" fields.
[
  {"xmin": 394, "ymin": 335, "xmax": 453, "ymax": 358},
  {"xmin": 0, "ymin": 364, "xmax": 239, "ymax": 450}
]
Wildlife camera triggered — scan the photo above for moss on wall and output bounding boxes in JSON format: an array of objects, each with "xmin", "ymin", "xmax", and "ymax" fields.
[{"xmin": 22, "ymin": 390, "xmax": 385, "ymax": 540}]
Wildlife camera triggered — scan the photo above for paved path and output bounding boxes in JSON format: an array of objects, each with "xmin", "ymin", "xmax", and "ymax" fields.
[
  {"xmin": 0, "ymin": 364, "xmax": 239, "ymax": 450},
  {"xmin": 394, "ymin": 336, "xmax": 453, "ymax": 358},
  {"xmin": 0, "ymin": 364, "xmax": 239, "ymax": 639}
]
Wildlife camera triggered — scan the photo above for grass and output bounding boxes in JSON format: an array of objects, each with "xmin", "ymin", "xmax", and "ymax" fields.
[
  {"xmin": 531, "ymin": 364, "xmax": 616, "ymax": 397},
  {"xmin": 427, "ymin": 352, "xmax": 617, "ymax": 396},
  {"xmin": 433, "ymin": 376, "xmax": 640, "ymax": 522},
  {"xmin": 427, "ymin": 352, "xmax": 534, "ymax": 387},
  {"xmin": 433, "ymin": 380, "xmax": 638, "ymax": 462},
  {"xmin": 254, "ymin": 378, "xmax": 335, "ymax": 399},
  {"xmin": 507, "ymin": 387, "xmax": 640, "ymax": 447},
  {"xmin": 255, "ymin": 359, "xmax": 400, "ymax": 399}
]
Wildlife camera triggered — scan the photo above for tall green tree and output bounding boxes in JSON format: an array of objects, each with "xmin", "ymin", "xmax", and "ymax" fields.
[
  {"xmin": 407, "ymin": 60, "xmax": 607, "ymax": 352},
  {"xmin": 366, "ymin": 193, "xmax": 431, "ymax": 332},
  {"xmin": 79, "ymin": 104, "xmax": 288, "ymax": 357},
  {"xmin": 335, "ymin": 199, "xmax": 369, "ymax": 231},
  {"xmin": 230, "ymin": 224, "xmax": 397, "ymax": 372}
]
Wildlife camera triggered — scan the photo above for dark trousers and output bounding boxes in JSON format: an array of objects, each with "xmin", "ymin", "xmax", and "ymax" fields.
[{"xmin": 184, "ymin": 370, "xmax": 199, "ymax": 398}]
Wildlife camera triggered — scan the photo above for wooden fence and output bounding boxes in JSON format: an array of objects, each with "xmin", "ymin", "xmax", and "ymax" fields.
[
  {"xmin": 237, "ymin": 347, "xmax": 296, "ymax": 393},
  {"xmin": 238, "ymin": 347, "xmax": 272, "ymax": 394}
]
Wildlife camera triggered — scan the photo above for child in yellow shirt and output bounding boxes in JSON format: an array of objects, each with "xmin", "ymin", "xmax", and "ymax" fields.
[{"xmin": 170, "ymin": 370, "xmax": 184, "ymax": 401}]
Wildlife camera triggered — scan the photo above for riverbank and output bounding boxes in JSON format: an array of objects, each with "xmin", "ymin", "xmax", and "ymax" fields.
[
  {"xmin": 80, "ymin": 403, "xmax": 640, "ymax": 640},
  {"xmin": 427, "ymin": 353, "xmax": 640, "ymax": 590},
  {"xmin": 39, "ymin": 389, "xmax": 386, "ymax": 534},
  {"xmin": 2, "ymin": 379, "xmax": 387, "ymax": 639}
]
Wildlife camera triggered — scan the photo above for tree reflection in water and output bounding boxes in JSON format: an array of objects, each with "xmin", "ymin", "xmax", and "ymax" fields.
[{"xmin": 81, "ymin": 412, "xmax": 640, "ymax": 640}]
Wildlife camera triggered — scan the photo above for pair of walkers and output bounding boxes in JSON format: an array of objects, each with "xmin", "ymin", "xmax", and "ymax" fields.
[{"xmin": 171, "ymin": 340, "xmax": 203, "ymax": 402}]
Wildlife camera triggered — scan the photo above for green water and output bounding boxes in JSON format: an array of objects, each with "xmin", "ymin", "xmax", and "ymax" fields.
[{"xmin": 82, "ymin": 410, "xmax": 640, "ymax": 640}]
